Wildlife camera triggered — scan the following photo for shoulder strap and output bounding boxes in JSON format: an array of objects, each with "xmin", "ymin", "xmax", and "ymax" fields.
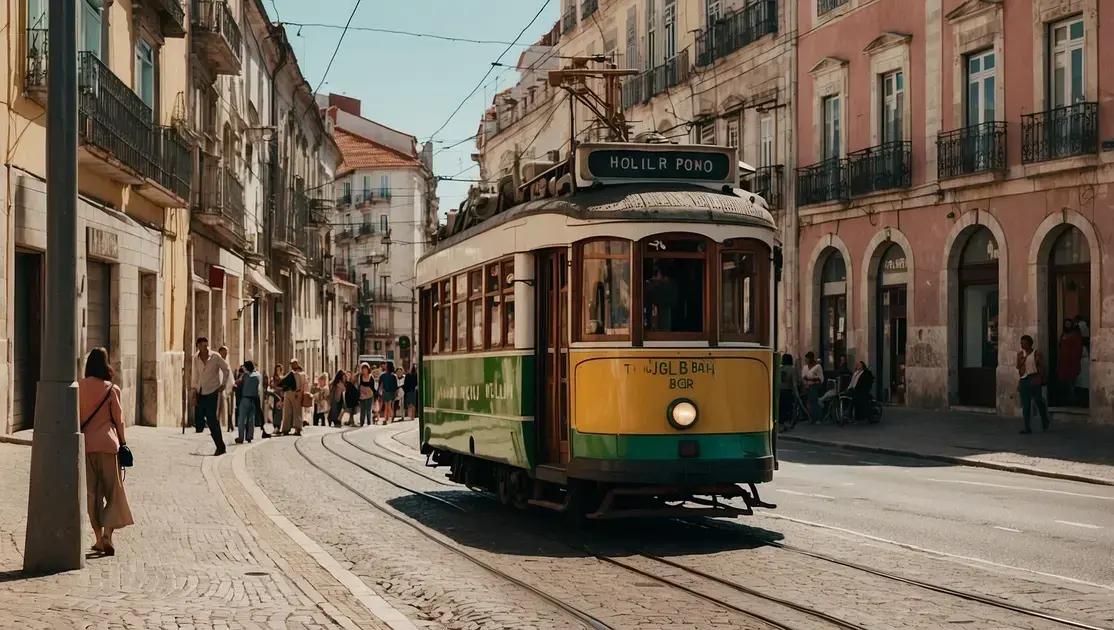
[{"xmin": 81, "ymin": 389, "xmax": 114, "ymax": 431}]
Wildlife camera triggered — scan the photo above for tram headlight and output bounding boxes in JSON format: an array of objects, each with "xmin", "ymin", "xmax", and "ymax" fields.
[{"xmin": 667, "ymin": 399, "xmax": 698, "ymax": 430}]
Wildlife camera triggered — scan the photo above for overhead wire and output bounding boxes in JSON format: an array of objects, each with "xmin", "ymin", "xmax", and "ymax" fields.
[
  {"xmin": 423, "ymin": 0, "xmax": 554, "ymax": 143},
  {"xmin": 298, "ymin": 0, "xmax": 364, "ymax": 123},
  {"xmin": 275, "ymin": 21, "xmax": 538, "ymax": 47}
]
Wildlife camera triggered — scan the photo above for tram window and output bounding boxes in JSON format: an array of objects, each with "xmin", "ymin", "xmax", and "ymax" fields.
[
  {"xmin": 469, "ymin": 270, "xmax": 483, "ymax": 350},
  {"xmin": 642, "ymin": 237, "xmax": 707, "ymax": 337},
  {"xmin": 485, "ymin": 263, "xmax": 503, "ymax": 348},
  {"xmin": 720, "ymin": 243, "xmax": 768, "ymax": 343},
  {"xmin": 502, "ymin": 260, "xmax": 515, "ymax": 347},
  {"xmin": 578, "ymin": 240, "xmax": 631, "ymax": 339},
  {"xmin": 454, "ymin": 274, "xmax": 467, "ymax": 351},
  {"xmin": 440, "ymin": 280, "xmax": 452, "ymax": 352},
  {"xmin": 426, "ymin": 287, "xmax": 438, "ymax": 355}
]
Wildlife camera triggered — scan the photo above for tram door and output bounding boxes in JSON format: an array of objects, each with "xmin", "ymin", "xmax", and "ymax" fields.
[{"xmin": 536, "ymin": 249, "xmax": 570, "ymax": 465}]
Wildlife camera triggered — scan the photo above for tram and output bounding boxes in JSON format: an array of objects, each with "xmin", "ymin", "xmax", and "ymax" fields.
[{"xmin": 416, "ymin": 141, "xmax": 780, "ymax": 519}]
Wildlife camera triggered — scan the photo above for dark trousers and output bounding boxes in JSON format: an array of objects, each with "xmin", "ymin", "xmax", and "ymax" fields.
[
  {"xmin": 196, "ymin": 391, "xmax": 226, "ymax": 451},
  {"xmin": 852, "ymin": 389, "xmax": 871, "ymax": 421},
  {"xmin": 1019, "ymin": 376, "xmax": 1050, "ymax": 431},
  {"xmin": 777, "ymin": 390, "xmax": 794, "ymax": 425}
]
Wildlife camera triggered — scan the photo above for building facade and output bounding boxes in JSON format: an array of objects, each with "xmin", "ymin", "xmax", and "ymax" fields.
[
  {"xmin": 476, "ymin": 0, "xmax": 1114, "ymax": 424},
  {"xmin": 323, "ymin": 94, "xmax": 438, "ymax": 368},
  {"xmin": 1, "ymin": 0, "xmax": 347, "ymax": 435},
  {"xmin": 795, "ymin": 0, "xmax": 1112, "ymax": 421}
]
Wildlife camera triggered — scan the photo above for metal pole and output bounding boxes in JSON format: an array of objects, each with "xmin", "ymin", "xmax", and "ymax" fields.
[{"xmin": 24, "ymin": 0, "xmax": 85, "ymax": 573}]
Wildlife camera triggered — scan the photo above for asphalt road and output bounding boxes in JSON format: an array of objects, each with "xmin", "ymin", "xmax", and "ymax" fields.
[{"xmin": 748, "ymin": 442, "xmax": 1114, "ymax": 586}]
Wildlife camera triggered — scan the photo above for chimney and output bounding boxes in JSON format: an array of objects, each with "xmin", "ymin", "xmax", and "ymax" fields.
[{"xmin": 328, "ymin": 93, "xmax": 362, "ymax": 117}]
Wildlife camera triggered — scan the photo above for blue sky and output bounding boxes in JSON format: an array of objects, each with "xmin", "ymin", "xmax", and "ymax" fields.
[{"xmin": 270, "ymin": 0, "xmax": 558, "ymax": 214}]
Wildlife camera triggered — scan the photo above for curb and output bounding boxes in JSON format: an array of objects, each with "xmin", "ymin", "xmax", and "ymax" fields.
[{"xmin": 779, "ymin": 435, "xmax": 1114, "ymax": 487}]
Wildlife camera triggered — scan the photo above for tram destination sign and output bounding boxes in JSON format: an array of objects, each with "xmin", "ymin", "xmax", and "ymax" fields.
[{"xmin": 576, "ymin": 143, "xmax": 737, "ymax": 189}]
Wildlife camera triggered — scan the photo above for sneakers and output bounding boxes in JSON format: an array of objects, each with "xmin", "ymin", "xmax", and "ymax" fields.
[{"xmin": 234, "ymin": 438, "xmax": 244, "ymax": 444}]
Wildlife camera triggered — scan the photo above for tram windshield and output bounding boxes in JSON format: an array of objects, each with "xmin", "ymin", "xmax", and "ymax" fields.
[{"xmin": 643, "ymin": 238, "xmax": 706, "ymax": 336}]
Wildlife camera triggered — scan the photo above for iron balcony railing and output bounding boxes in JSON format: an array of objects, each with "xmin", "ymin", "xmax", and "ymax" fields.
[
  {"xmin": 152, "ymin": 0, "xmax": 186, "ymax": 35},
  {"xmin": 818, "ymin": 0, "xmax": 849, "ymax": 15},
  {"xmin": 359, "ymin": 223, "xmax": 375, "ymax": 237},
  {"xmin": 78, "ymin": 52, "xmax": 155, "ymax": 179},
  {"xmin": 797, "ymin": 157, "xmax": 847, "ymax": 205},
  {"xmin": 581, "ymin": 0, "xmax": 598, "ymax": 19},
  {"xmin": 222, "ymin": 167, "xmax": 246, "ymax": 225},
  {"xmin": 624, "ymin": 50, "xmax": 691, "ymax": 110},
  {"xmin": 1021, "ymin": 102, "xmax": 1098, "ymax": 163},
  {"xmin": 151, "ymin": 126, "xmax": 193, "ymax": 201},
  {"xmin": 196, "ymin": 156, "xmax": 245, "ymax": 236},
  {"xmin": 25, "ymin": 27, "xmax": 48, "ymax": 91},
  {"xmin": 337, "ymin": 191, "xmax": 352, "ymax": 207},
  {"xmin": 191, "ymin": 0, "xmax": 242, "ymax": 61},
  {"xmin": 741, "ymin": 164, "xmax": 784, "ymax": 209},
  {"xmin": 695, "ymin": 0, "xmax": 777, "ymax": 67},
  {"xmin": 562, "ymin": 6, "xmax": 577, "ymax": 33},
  {"xmin": 937, "ymin": 121, "xmax": 1007, "ymax": 179},
  {"xmin": 847, "ymin": 140, "xmax": 912, "ymax": 196}
]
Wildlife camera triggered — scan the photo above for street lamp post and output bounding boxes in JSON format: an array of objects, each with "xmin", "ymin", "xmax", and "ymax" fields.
[{"xmin": 24, "ymin": 0, "xmax": 86, "ymax": 573}]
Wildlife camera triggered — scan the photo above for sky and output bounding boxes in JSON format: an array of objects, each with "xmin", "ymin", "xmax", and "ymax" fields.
[{"xmin": 270, "ymin": 0, "xmax": 559, "ymax": 216}]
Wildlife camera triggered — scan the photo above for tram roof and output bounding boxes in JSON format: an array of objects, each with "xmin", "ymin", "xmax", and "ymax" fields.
[{"xmin": 424, "ymin": 184, "xmax": 776, "ymax": 259}]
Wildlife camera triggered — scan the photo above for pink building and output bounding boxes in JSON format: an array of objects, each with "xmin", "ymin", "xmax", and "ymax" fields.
[{"xmin": 794, "ymin": 0, "xmax": 1113, "ymax": 422}]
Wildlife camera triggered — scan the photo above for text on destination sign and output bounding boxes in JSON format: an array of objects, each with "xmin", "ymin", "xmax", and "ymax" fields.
[{"xmin": 586, "ymin": 149, "xmax": 732, "ymax": 182}]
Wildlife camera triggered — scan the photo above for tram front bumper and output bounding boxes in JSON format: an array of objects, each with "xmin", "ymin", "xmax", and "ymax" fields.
[{"xmin": 567, "ymin": 455, "xmax": 774, "ymax": 485}]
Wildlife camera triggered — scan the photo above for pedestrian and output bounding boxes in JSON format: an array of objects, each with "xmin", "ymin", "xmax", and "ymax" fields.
[
  {"xmin": 802, "ymin": 351, "xmax": 824, "ymax": 423},
  {"xmin": 230, "ymin": 365, "xmax": 244, "ymax": 433},
  {"xmin": 778, "ymin": 353, "xmax": 799, "ymax": 428},
  {"xmin": 218, "ymin": 345, "xmax": 233, "ymax": 432},
  {"xmin": 280, "ymin": 359, "xmax": 308, "ymax": 436},
  {"xmin": 343, "ymin": 371, "xmax": 360, "ymax": 426},
  {"xmin": 847, "ymin": 360, "xmax": 875, "ymax": 422},
  {"xmin": 403, "ymin": 364, "xmax": 418, "ymax": 420},
  {"xmin": 80, "ymin": 347, "xmax": 133, "ymax": 556},
  {"xmin": 379, "ymin": 361, "xmax": 399, "ymax": 424},
  {"xmin": 1076, "ymin": 314, "xmax": 1090, "ymax": 350},
  {"xmin": 358, "ymin": 363, "xmax": 376, "ymax": 427},
  {"xmin": 1016, "ymin": 334, "xmax": 1050, "ymax": 434},
  {"xmin": 236, "ymin": 360, "xmax": 262, "ymax": 444},
  {"xmin": 312, "ymin": 372, "xmax": 330, "ymax": 427},
  {"xmin": 269, "ymin": 364, "xmax": 284, "ymax": 433},
  {"xmin": 1056, "ymin": 319, "xmax": 1083, "ymax": 405},
  {"xmin": 394, "ymin": 367, "xmax": 406, "ymax": 420},
  {"xmin": 256, "ymin": 371, "xmax": 271, "ymax": 439},
  {"xmin": 328, "ymin": 370, "xmax": 346, "ymax": 426},
  {"xmin": 190, "ymin": 336, "xmax": 229, "ymax": 455},
  {"xmin": 834, "ymin": 355, "xmax": 852, "ymax": 392}
]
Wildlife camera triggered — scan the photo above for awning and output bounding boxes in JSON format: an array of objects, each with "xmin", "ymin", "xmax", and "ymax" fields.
[{"xmin": 245, "ymin": 266, "xmax": 282, "ymax": 295}]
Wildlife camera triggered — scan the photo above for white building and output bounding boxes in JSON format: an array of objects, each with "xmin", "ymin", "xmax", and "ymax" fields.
[{"xmin": 320, "ymin": 94, "xmax": 438, "ymax": 368}]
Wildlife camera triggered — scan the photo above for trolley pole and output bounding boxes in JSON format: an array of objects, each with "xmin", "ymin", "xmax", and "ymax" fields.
[{"xmin": 24, "ymin": 0, "xmax": 85, "ymax": 573}]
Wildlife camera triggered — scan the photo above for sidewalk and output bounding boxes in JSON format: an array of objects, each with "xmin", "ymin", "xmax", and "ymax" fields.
[
  {"xmin": 781, "ymin": 406, "xmax": 1114, "ymax": 485},
  {"xmin": 0, "ymin": 427, "xmax": 398, "ymax": 629}
]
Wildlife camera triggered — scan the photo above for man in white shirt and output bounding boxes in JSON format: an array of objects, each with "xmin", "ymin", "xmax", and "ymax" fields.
[{"xmin": 191, "ymin": 337, "xmax": 230, "ymax": 455}]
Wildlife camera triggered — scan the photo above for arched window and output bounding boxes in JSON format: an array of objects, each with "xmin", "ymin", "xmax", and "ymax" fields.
[{"xmin": 957, "ymin": 227, "xmax": 999, "ymax": 407}]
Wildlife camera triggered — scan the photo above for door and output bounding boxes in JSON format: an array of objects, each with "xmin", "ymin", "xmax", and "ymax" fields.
[
  {"xmin": 536, "ymin": 249, "xmax": 569, "ymax": 465},
  {"xmin": 877, "ymin": 286, "xmax": 907, "ymax": 404},
  {"xmin": 13, "ymin": 253, "xmax": 43, "ymax": 431},
  {"xmin": 86, "ymin": 261, "xmax": 111, "ymax": 353},
  {"xmin": 958, "ymin": 270, "xmax": 998, "ymax": 407}
]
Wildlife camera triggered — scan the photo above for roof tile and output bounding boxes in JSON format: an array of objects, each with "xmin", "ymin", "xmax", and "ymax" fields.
[{"xmin": 334, "ymin": 127, "xmax": 421, "ymax": 175}]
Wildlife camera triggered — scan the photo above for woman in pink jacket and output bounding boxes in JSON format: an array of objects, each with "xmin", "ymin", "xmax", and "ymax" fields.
[{"xmin": 79, "ymin": 347, "xmax": 134, "ymax": 556}]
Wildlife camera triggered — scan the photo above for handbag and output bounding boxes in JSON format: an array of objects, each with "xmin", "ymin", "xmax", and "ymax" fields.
[{"xmin": 301, "ymin": 391, "xmax": 313, "ymax": 408}]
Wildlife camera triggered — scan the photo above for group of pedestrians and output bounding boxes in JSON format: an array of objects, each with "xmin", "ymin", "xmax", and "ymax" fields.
[
  {"xmin": 187, "ymin": 337, "xmax": 421, "ymax": 454},
  {"xmin": 778, "ymin": 351, "xmax": 875, "ymax": 426}
]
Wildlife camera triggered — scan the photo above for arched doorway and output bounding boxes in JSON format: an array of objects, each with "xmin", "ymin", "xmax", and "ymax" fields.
[
  {"xmin": 875, "ymin": 244, "xmax": 908, "ymax": 403},
  {"xmin": 1046, "ymin": 227, "xmax": 1090, "ymax": 408},
  {"xmin": 957, "ymin": 228, "xmax": 999, "ymax": 407},
  {"xmin": 818, "ymin": 251, "xmax": 847, "ymax": 372}
]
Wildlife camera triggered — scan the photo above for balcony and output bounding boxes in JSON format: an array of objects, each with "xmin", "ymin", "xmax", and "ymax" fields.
[
  {"xmin": 562, "ymin": 6, "xmax": 577, "ymax": 34},
  {"xmin": 336, "ymin": 191, "xmax": 352, "ymax": 207},
  {"xmin": 307, "ymin": 197, "xmax": 331, "ymax": 227},
  {"xmin": 695, "ymin": 0, "xmax": 778, "ymax": 67},
  {"xmin": 193, "ymin": 156, "xmax": 247, "ymax": 249},
  {"xmin": 137, "ymin": 126, "xmax": 193, "ymax": 207},
  {"xmin": 273, "ymin": 189, "xmax": 306, "ymax": 260},
  {"xmin": 818, "ymin": 0, "xmax": 849, "ymax": 16},
  {"xmin": 78, "ymin": 52, "xmax": 154, "ymax": 186},
  {"xmin": 191, "ymin": 0, "xmax": 242, "ymax": 75},
  {"xmin": 797, "ymin": 157, "xmax": 847, "ymax": 205},
  {"xmin": 937, "ymin": 122, "xmax": 1007, "ymax": 179},
  {"xmin": 24, "ymin": 26, "xmax": 47, "ymax": 103},
  {"xmin": 581, "ymin": 0, "xmax": 598, "ymax": 19},
  {"xmin": 358, "ymin": 223, "xmax": 375, "ymax": 238},
  {"xmin": 149, "ymin": 0, "xmax": 187, "ymax": 38},
  {"xmin": 1021, "ymin": 102, "xmax": 1098, "ymax": 164},
  {"xmin": 622, "ymin": 50, "xmax": 690, "ymax": 110},
  {"xmin": 846, "ymin": 140, "xmax": 911, "ymax": 196},
  {"xmin": 741, "ymin": 164, "xmax": 784, "ymax": 209}
]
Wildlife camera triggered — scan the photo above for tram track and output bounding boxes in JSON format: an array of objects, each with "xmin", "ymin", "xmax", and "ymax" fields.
[
  {"xmin": 683, "ymin": 519, "xmax": 1110, "ymax": 630},
  {"xmin": 344, "ymin": 426, "xmax": 1112, "ymax": 630},
  {"xmin": 333, "ymin": 428, "xmax": 865, "ymax": 630},
  {"xmin": 293, "ymin": 432, "xmax": 612, "ymax": 630}
]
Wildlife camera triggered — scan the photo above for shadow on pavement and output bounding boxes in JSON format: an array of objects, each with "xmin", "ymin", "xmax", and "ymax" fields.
[{"xmin": 387, "ymin": 491, "xmax": 786, "ymax": 560}]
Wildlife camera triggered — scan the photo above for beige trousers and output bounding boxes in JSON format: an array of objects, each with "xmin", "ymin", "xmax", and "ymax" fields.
[
  {"xmin": 281, "ymin": 391, "xmax": 303, "ymax": 435},
  {"xmin": 86, "ymin": 453, "xmax": 134, "ymax": 531}
]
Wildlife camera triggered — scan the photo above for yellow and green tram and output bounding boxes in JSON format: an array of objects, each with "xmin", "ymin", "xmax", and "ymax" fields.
[{"xmin": 416, "ymin": 142, "xmax": 780, "ymax": 519}]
